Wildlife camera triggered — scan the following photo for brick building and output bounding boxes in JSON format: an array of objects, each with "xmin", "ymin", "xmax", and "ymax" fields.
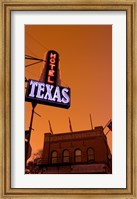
[{"xmin": 38, "ymin": 126, "xmax": 112, "ymax": 174}]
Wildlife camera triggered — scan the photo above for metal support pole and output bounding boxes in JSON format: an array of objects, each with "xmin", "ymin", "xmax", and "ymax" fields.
[
  {"xmin": 89, "ymin": 113, "xmax": 93, "ymax": 130},
  {"xmin": 106, "ymin": 129, "xmax": 110, "ymax": 136},
  {"xmin": 103, "ymin": 119, "xmax": 111, "ymax": 130},
  {"xmin": 25, "ymin": 103, "xmax": 37, "ymax": 167}
]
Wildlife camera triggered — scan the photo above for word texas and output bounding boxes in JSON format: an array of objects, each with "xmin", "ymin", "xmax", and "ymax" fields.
[{"xmin": 25, "ymin": 80, "xmax": 70, "ymax": 109}]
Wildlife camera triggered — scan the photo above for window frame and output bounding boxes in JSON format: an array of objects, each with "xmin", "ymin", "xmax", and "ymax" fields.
[
  {"xmin": 74, "ymin": 149, "xmax": 82, "ymax": 163},
  {"xmin": 51, "ymin": 150, "xmax": 58, "ymax": 164},
  {"xmin": 62, "ymin": 149, "xmax": 70, "ymax": 163},
  {"xmin": 87, "ymin": 147, "xmax": 95, "ymax": 162}
]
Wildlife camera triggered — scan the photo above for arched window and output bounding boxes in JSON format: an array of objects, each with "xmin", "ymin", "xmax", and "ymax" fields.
[
  {"xmin": 62, "ymin": 150, "xmax": 70, "ymax": 163},
  {"xmin": 51, "ymin": 151, "xmax": 58, "ymax": 164},
  {"xmin": 75, "ymin": 149, "xmax": 82, "ymax": 162},
  {"xmin": 87, "ymin": 148, "xmax": 95, "ymax": 162}
]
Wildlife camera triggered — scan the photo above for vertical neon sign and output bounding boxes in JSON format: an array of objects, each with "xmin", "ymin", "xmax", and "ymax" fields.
[{"xmin": 45, "ymin": 50, "xmax": 59, "ymax": 85}]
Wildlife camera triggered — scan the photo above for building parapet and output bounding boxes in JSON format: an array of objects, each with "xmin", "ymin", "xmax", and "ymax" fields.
[{"xmin": 44, "ymin": 126, "xmax": 104, "ymax": 142}]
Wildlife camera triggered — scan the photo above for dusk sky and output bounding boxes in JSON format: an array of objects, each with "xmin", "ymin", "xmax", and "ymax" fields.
[{"xmin": 25, "ymin": 25, "xmax": 112, "ymax": 156}]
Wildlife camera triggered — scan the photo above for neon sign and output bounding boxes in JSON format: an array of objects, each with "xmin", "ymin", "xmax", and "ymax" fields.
[
  {"xmin": 25, "ymin": 80, "xmax": 70, "ymax": 109},
  {"xmin": 45, "ymin": 50, "xmax": 59, "ymax": 85}
]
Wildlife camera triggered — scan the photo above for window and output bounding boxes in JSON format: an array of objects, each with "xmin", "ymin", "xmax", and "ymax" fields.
[
  {"xmin": 62, "ymin": 150, "xmax": 70, "ymax": 163},
  {"xmin": 75, "ymin": 149, "xmax": 82, "ymax": 162},
  {"xmin": 87, "ymin": 148, "xmax": 95, "ymax": 162},
  {"xmin": 51, "ymin": 151, "xmax": 58, "ymax": 164}
]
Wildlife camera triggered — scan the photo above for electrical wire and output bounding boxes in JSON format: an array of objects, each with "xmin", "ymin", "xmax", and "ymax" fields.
[
  {"xmin": 25, "ymin": 54, "xmax": 70, "ymax": 87},
  {"xmin": 26, "ymin": 46, "xmax": 39, "ymax": 58},
  {"xmin": 25, "ymin": 54, "xmax": 45, "ymax": 62},
  {"xmin": 25, "ymin": 29, "xmax": 70, "ymax": 88},
  {"xmin": 26, "ymin": 30, "xmax": 49, "ymax": 51},
  {"xmin": 25, "ymin": 60, "xmax": 43, "ymax": 68}
]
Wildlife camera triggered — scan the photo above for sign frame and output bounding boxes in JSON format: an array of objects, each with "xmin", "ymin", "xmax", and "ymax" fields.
[{"xmin": 0, "ymin": 1, "xmax": 136, "ymax": 199}]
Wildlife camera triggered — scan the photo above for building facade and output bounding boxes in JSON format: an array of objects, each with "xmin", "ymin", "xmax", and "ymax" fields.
[{"xmin": 37, "ymin": 126, "xmax": 112, "ymax": 174}]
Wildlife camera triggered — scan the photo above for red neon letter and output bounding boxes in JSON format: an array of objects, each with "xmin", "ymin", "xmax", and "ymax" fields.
[{"xmin": 47, "ymin": 76, "xmax": 54, "ymax": 84}]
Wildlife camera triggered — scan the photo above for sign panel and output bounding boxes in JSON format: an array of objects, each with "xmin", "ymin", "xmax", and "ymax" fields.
[
  {"xmin": 25, "ymin": 79, "xmax": 70, "ymax": 109},
  {"xmin": 45, "ymin": 50, "xmax": 59, "ymax": 85}
]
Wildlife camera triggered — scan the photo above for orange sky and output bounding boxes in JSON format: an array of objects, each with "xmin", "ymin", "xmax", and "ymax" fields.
[{"xmin": 25, "ymin": 25, "xmax": 112, "ymax": 155}]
